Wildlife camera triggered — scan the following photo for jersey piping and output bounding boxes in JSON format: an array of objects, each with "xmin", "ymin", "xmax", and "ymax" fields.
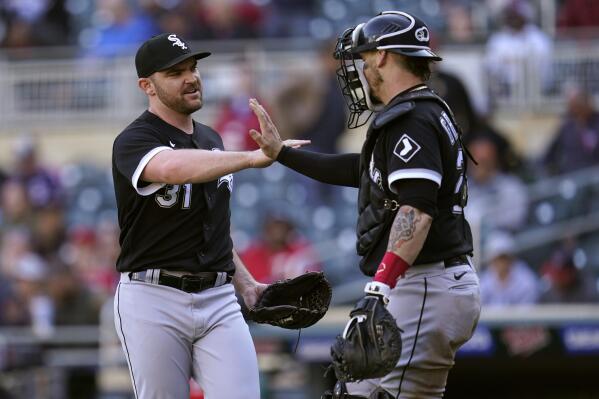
[
  {"xmin": 131, "ymin": 146, "xmax": 173, "ymax": 196},
  {"xmin": 388, "ymin": 168, "xmax": 442, "ymax": 193}
]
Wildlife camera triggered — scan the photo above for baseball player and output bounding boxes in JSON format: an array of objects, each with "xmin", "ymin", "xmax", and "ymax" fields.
[
  {"xmin": 111, "ymin": 33, "xmax": 307, "ymax": 399},
  {"xmin": 249, "ymin": 11, "xmax": 481, "ymax": 399}
]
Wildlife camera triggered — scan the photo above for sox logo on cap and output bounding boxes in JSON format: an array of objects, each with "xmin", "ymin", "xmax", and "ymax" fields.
[{"xmin": 168, "ymin": 34, "xmax": 187, "ymax": 50}]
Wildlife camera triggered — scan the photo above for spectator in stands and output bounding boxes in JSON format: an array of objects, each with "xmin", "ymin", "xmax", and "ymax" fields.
[
  {"xmin": 429, "ymin": 69, "xmax": 521, "ymax": 172},
  {"xmin": 539, "ymin": 241, "xmax": 599, "ymax": 303},
  {"xmin": 47, "ymin": 264, "xmax": 101, "ymax": 325},
  {"xmin": 443, "ymin": 3, "xmax": 476, "ymax": 43},
  {"xmin": 261, "ymin": 0, "xmax": 316, "ymax": 38},
  {"xmin": 60, "ymin": 225, "xmax": 116, "ymax": 298},
  {"xmin": 467, "ymin": 124, "xmax": 523, "ymax": 174},
  {"xmin": 241, "ymin": 211, "xmax": 320, "ymax": 284},
  {"xmin": 466, "ymin": 136, "xmax": 529, "ymax": 231},
  {"xmin": 31, "ymin": 205, "xmax": 66, "ymax": 259},
  {"xmin": 213, "ymin": 61, "xmax": 263, "ymax": 151},
  {"xmin": 0, "ymin": 0, "xmax": 72, "ymax": 48},
  {"xmin": 294, "ymin": 40, "xmax": 348, "ymax": 154},
  {"xmin": 272, "ymin": 42, "xmax": 347, "ymax": 155},
  {"xmin": 10, "ymin": 254, "xmax": 53, "ymax": 336},
  {"xmin": 0, "ymin": 229, "xmax": 54, "ymax": 333},
  {"xmin": 154, "ymin": 2, "xmax": 195, "ymax": 40},
  {"xmin": 1, "ymin": 16, "xmax": 37, "ymax": 49},
  {"xmin": 557, "ymin": 0, "xmax": 599, "ymax": 31},
  {"xmin": 10, "ymin": 136, "xmax": 62, "ymax": 210},
  {"xmin": 272, "ymin": 74, "xmax": 325, "ymax": 144},
  {"xmin": 480, "ymin": 230, "xmax": 541, "ymax": 306},
  {"xmin": 0, "ymin": 276, "xmax": 30, "ymax": 326},
  {"xmin": 86, "ymin": 0, "xmax": 158, "ymax": 57},
  {"xmin": 0, "ymin": 240, "xmax": 34, "ymax": 327},
  {"xmin": 0, "ymin": 228, "xmax": 35, "ymax": 278},
  {"xmin": 0, "ymin": 179, "xmax": 33, "ymax": 233},
  {"xmin": 542, "ymin": 85, "xmax": 599, "ymax": 175},
  {"xmin": 485, "ymin": 0, "xmax": 552, "ymax": 99},
  {"xmin": 193, "ymin": 0, "xmax": 264, "ymax": 40},
  {"xmin": 93, "ymin": 218, "xmax": 121, "ymax": 284},
  {"xmin": 270, "ymin": 41, "xmax": 349, "ymax": 203}
]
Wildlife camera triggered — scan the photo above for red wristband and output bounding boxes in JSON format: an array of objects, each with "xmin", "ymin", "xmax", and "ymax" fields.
[{"xmin": 373, "ymin": 252, "xmax": 410, "ymax": 289}]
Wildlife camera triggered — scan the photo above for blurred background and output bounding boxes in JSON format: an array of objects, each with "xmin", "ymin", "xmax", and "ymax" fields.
[{"xmin": 0, "ymin": 0, "xmax": 598, "ymax": 398}]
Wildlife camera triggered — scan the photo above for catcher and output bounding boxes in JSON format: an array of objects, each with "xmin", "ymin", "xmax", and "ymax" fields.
[{"xmin": 249, "ymin": 11, "xmax": 481, "ymax": 399}]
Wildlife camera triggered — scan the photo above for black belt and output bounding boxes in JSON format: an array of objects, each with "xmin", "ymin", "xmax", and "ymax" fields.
[
  {"xmin": 444, "ymin": 255, "xmax": 470, "ymax": 268},
  {"xmin": 128, "ymin": 269, "xmax": 232, "ymax": 293}
]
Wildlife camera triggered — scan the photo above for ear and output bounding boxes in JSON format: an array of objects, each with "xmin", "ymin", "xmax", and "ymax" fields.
[
  {"xmin": 376, "ymin": 50, "xmax": 388, "ymax": 68},
  {"xmin": 138, "ymin": 78, "xmax": 155, "ymax": 96}
]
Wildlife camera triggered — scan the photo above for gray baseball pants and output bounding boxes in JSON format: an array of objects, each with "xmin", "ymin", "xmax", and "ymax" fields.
[
  {"xmin": 347, "ymin": 260, "xmax": 481, "ymax": 398},
  {"xmin": 114, "ymin": 273, "xmax": 260, "ymax": 399}
]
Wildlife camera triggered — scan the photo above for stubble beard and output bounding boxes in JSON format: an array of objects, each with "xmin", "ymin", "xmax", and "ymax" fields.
[
  {"xmin": 367, "ymin": 65, "xmax": 384, "ymax": 105},
  {"xmin": 154, "ymin": 81, "xmax": 203, "ymax": 115},
  {"xmin": 362, "ymin": 60, "xmax": 384, "ymax": 105}
]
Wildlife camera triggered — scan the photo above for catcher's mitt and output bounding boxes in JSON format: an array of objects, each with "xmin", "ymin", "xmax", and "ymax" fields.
[
  {"xmin": 330, "ymin": 295, "xmax": 402, "ymax": 382},
  {"xmin": 248, "ymin": 271, "xmax": 332, "ymax": 329}
]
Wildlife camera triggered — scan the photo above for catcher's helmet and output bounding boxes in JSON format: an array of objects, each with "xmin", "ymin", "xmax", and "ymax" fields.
[{"xmin": 335, "ymin": 11, "xmax": 441, "ymax": 128}]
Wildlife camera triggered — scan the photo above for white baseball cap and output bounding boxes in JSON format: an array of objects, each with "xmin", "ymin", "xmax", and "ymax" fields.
[{"xmin": 484, "ymin": 231, "xmax": 516, "ymax": 261}]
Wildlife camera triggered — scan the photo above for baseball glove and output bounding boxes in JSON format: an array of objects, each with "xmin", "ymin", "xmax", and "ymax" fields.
[
  {"xmin": 330, "ymin": 295, "xmax": 402, "ymax": 382},
  {"xmin": 248, "ymin": 271, "xmax": 332, "ymax": 329}
]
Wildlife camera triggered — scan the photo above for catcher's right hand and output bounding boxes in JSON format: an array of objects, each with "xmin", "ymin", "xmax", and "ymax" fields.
[{"xmin": 330, "ymin": 295, "xmax": 402, "ymax": 382}]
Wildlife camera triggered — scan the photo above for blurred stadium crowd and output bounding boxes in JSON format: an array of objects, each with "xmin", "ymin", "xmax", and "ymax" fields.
[
  {"xmin": 0, "ymin": 0, "xmax": 598, "ymax": 374},
  {"xmin": 1, "ymin": 0, "xmax": 598, "ymax": 51},
  {"xmin": 0, "ymin": 0, "xmax": 598, "ymax": 397}
]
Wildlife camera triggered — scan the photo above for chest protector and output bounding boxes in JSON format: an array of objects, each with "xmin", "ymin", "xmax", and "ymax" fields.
[{"xmin": 356, "ymin": 88, "xmax": 468, "ymax": 272}]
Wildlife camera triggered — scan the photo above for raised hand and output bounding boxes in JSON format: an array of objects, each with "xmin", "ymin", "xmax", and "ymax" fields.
[
  {"xmin": 248, "ymin": 98, "xmax": 310, "ymax": 159},
  {"xmin": 247, "ymin": 139, "xmax": 311, "ymax": 168}
]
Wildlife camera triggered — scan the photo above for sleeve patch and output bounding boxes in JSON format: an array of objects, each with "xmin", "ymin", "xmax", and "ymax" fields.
[{"xmin": 393, "ymin": 134, "xmax": 421, "ymax": 163}]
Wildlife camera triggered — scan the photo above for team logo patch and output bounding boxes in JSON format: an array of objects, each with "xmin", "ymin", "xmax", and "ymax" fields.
[
  {"xmin": 393, "ymin": 134, "xmax": 421, "ymax": 163},
  {"xmin": 212, "ymin": 148, "xmax": 233, "ymax": 192},
  {"xmin": 218, "ymin": 173, "xmax": 233, "ymax": 192},
  {"xmin": 415, "ymin": 27, "xmax": 429, "ymax": 42},
  {"xmin": 168, "ymin": 34, "xmax": 187, "ymax": 50}
]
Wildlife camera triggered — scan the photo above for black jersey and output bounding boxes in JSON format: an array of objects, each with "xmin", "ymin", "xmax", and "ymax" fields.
[
  {"xmin": 112, "ymin": 111, "xmax": 234, "ymax": 274},
  {"xmin": 364, "ymin": 90, "xmax": 473, "ymax": 268}
]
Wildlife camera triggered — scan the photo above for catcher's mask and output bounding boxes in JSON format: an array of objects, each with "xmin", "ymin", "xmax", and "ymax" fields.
[{"xmin": 334, "ymin": 11, "xmax": 442, "ymax": 128}]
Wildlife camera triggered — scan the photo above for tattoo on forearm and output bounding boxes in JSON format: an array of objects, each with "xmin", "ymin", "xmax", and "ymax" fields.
[{"xmin": 387, "ymin": 208, "xmax": 420, "ymax": 252}]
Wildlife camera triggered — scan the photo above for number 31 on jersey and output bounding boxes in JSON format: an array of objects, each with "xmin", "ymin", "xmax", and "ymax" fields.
[{"xmin": 155, "ymin": 184, "xmax": 192, "ymax": 209}]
